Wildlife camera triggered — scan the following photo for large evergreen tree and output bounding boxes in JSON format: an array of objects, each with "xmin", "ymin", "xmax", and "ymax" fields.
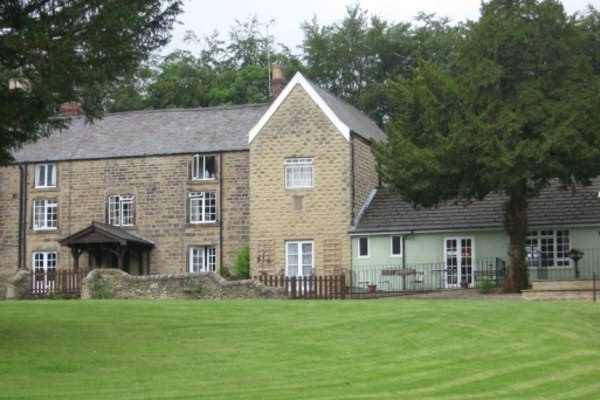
[
  {"xmin": 374, "ymin": 0, "xmax": 600, "ymax": 292},
  {"xmin": 0, "ymin": 0, "xmax": 183, "ymax": 165}
]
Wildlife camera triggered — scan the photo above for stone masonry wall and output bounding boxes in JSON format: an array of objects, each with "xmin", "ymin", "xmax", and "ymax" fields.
[
  {"xmin": 221, "ymin": 151, "xmax": 250, "ymax": 271},
  {"xmin": 249, "ymin": 85, "xmax": 353, "ymax": 276},
  {"xmin": 81, "ymin": 269, "xmax": 284, "ymax": 300},
  {"xmin": 352, "ymin": 135, "xmax": 379, "ymax": 217},
  {"xmin": 11, "ymin": 151, "xmax": 249, "ymax": 275},
  {"xmin": 0, "ymin": 165, "xmax": 21, "ymax": 274}
]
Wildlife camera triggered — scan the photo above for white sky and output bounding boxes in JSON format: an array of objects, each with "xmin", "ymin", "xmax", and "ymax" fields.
[{"xmin": 164, "ymin": 0, "xmax": 595, "ymax": 54}]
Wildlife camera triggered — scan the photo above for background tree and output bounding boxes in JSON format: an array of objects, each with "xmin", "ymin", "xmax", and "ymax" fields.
[
  {"xmin": 0, "ymin": 0, "xmax": 183, "ymax": 165},
  {"xmin": 106, "ymin": 16, "xmax": 303, "ymax": 111},
  {"xmin": 373, "ymin": 0, "xmax": 600, "ymax": 292},
  {"xmin": 301, "ymin": 4, "xmax": 464, "ymax": 125}
]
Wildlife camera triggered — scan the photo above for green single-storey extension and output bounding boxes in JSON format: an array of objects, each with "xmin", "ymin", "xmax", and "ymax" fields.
[{"xmin": 349, "ymin": 181, "xmax": 600, "ymax": 291}]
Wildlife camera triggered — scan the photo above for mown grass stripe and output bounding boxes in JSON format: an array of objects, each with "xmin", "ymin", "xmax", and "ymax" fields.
[{"xmin": 0, "ymin": 299, "xmax": 598, "ymax": 399}]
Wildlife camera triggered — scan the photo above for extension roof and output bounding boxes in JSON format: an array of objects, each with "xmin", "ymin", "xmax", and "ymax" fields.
[
  {"xmin": 12, "ymin": 104, "xmax": 269, "ymax": 163},
  {"xmin": 249, "ymin": 72, "xmax": 387, "ymax": 143},
  {"xmin": 351, "ymin": 179, "xmax": 600, "ymax": 234}
]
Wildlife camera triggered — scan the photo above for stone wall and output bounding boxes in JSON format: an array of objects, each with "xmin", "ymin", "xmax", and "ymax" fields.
[
  {"xmin": 3, "ymin": 151, "xmax": 250, "ymax": 276},
  {"xmin": 352, "ymin": 134, "xmax": 379, "ymax": 217},
  {"xmin": 0, "ymin": 166, "xmax": 21, "ymax": 273},
  {"xmin": 249, "ymin": 85, "xmax": 353, "ymax": 276},
  {"xmin": 81, "ymin": 269, "xmax": 285, "ymax": 300}
]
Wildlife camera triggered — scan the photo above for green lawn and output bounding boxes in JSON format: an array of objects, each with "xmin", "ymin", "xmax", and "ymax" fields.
[{"xmin": 0, "ymin": 299, "xmax": 598, "ymax": 399}]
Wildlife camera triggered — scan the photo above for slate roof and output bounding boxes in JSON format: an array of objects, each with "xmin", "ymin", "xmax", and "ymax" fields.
[
  {"xmin": 12, "ymin": 104, "xmax": 269, "ymax": 163},
  {"xmin": 303, "ymin": 77, "xmax": 388, "ymax": 142},
  {"xmin": 351, "ymin": 179, "xmax": 600, "ymax": 234}
]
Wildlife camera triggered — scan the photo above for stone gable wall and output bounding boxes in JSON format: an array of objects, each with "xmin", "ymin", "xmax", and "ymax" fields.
[{"xmin": 249, "ymin": 85, "xmax": 353, "ymax": 275}]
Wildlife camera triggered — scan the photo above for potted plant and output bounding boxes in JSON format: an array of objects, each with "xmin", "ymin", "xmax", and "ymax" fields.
[{"xmin": 460, "ymin": 279, "xmax": 469, "ymax": 289}]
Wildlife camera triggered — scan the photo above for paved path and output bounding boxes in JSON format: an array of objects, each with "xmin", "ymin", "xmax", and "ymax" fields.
[{"xmin": 385, "ymin": 288, "xmax": 522, "ymax": 300}]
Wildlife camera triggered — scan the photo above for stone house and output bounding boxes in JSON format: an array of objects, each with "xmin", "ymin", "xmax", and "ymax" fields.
[
  {"xmin": 0, "ymin": 104, "xmax": 267, "ymax": 279},
  {"xmin": 0, "ymin": 72, "xmax": 386, "ymax": 281},
  {"xmin": 248, "ymin": 72, "xmax": 386, "ymax": 277}
]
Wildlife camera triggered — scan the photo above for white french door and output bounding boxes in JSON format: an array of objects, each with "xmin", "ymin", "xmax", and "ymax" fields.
[
  {"xmin": 285, "ymin": 241, "xmax": 314, "ymax": 277},
  {"xmin": 444, "ymin": 238, "xmax": 474, "ymax": 288}
]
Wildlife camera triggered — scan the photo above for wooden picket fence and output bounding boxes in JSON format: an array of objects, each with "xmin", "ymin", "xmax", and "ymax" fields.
[
  {"xmin": 255, "ymin": 275, "xmax": 346, "ymax": 300},
  {"xmin": 31, "ymin": 269, "xmax": 89, "ymax": 297}
]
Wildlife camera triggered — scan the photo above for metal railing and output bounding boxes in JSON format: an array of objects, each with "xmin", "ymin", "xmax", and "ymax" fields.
[{"xmin": 350, "ymin": 258, "xmax": 505, "ymax": 294}]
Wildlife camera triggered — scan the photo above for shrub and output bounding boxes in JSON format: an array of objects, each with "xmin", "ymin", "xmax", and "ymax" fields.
[{"xmin": 235, "ymin": 243, "xmax": 250, "ymax": 278}]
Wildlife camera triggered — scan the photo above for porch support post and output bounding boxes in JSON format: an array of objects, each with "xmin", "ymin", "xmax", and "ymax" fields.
[
  {"xmin": 116, "ymin": 246, "xmax": 127, "ymax": 270},
  {"xmin": 70, "ymin": 247, "xmax": 83, "ymax": 271}
]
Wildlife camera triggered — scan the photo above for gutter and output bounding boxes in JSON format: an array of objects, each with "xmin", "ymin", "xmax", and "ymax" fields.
[
  {"xmin": 219, "ymin": 154, "xmax": 223, "ymax": 272},
  {"xmin": 17, "ymin": 163, "xmax": 27, "ymax": 269},
  {"xmin": 402, "ymin": 231, "xmax": 414, "ymax": 269}
]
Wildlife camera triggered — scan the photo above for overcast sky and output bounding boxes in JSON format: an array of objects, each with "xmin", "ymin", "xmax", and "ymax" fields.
[{"xmin": 164, "ymin": 0, "xmax": 595, "ymax": 54}]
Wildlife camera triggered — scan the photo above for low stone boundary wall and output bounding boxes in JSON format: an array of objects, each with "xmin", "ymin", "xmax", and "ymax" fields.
[
  {"xmin": 0, "ymin": 270, "xmax": 17, "ymax": 300},
  {"xmin": 81, "ymin": 269, "xmax": 286, "ymax": 300},
  {"xmin": 5, "ymin": 269, "xmax": 30, "ymax": 300}
]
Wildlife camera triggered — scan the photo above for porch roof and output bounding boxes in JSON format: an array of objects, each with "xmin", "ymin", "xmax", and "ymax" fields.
[
  {"xmin": 59, "ymin": 221, "xmax": 154, "ymax": 249},
  {"xmin": 351, "ymin": 178, "xmax": 600, "ymax": 234}
]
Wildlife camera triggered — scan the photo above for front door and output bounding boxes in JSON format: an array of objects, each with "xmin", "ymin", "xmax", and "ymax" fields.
[{"xmin": 444, "ymin": 238, "xmax": 474, "ymax": 288}]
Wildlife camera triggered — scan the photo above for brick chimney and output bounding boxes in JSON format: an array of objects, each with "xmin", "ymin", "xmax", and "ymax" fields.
[
  {"xmin": 59, "ymin": 102, "xmax": 84, "ymax": 117},
  {"xmin": 270, "ymin": 65, "xmax": 285, "ymax": 102}
]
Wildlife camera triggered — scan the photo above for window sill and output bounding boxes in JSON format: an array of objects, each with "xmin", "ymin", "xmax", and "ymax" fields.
[
  {"xmin": 31, "ymin": 228, "xmax": 61, "ymax": 234},
  {"xmin": 187, "ymin": 221, "xmax": 220, "ymax": 227}
]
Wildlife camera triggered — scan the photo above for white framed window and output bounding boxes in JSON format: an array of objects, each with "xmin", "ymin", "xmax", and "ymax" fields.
[
  {"xmin": 526, "ymin": 229, "xmax": 570, "ymax": 267},
  {"xmin": 33, "ymin": 251, "xmax": 57, "ymax": 292},
  {"xmin": 107, "ymin": 195, "xmax": 135, "ymax": 226},
  {"xmin": 358, "ymin": 237, "xmax": 369, "ymax": 258},
  {"xmin": 189, "ymin": 192, "xmax": 216, "ymax": 223},
  {"xmin": 189, "ymin": 246, "xmax": 216, "ymax": 272},
  {"xmin": 191, "ymin": 155, "xmax": 216, "ymax": 180},
  {"xmin": 33, "ymin": 199, "xmax": 58, "ymax": 230},
  {"xmin": 35, "ymin": 163, "xmax": 56, "ymax": 188},
  {"xmin": 285, "ymin": 158, "xmax": 313, "ymax": 188},
  {"xmin": 285, "ymin": 241, "xmax": 314, "ymax": 277},
  {"xmin": 390, "ymin": 236, "xmax": 402, "ymax": 257}
]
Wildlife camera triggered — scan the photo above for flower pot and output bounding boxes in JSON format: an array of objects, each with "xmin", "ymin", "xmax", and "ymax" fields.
[
  {"xmin": 367, "ymin": 284, "xmax": 377, "ymax": 293},
  {"xmin": 460, "ymin": 282, "xmax": 469, "ymax": 289}
]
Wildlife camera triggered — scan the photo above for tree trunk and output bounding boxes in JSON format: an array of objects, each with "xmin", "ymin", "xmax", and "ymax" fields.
[{"xmin": 503, "ymin": 183, "xmax": 529, "ymax": 293}]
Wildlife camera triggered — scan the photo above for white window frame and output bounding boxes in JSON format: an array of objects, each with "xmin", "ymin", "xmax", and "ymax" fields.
[
  {"xmin": 35, "ymin": 163, "xmax": 57, "ymax": 188},
  {"xmin": 107, "ymin": 195, "xmax": 135, "ymax": 227},
  {"xmin": 358, "ymin": 237, "xmax": 370, "ymax": 258},
  {"xmin": 285, "ymin": 158, "xmax": 314, "ymax": 189},
  {"xmin": 189, "ymin": 192, "xmax": 216, "ymax": 223},
  {"xmin": 189, "ymin": 246, "xmax": 216, "ymax": 272},
  {"xmin": 32, "ymin": 251, "xmax": 57, "ymax": 292},
  {"xmin": 191, "ymin": 154, "xmax": 216, "ymax": 181},
  {"xmin": 526, "ymin": 229, "xmax": 570, "ymax": 268},
  {"xmin": 33, "ymin": 199, "xmax": 58, "ymax": 230},
  {"xmin": 285, "ymin": 240, "xmax": 314, "ymax": 277},
  {"xmin": 390, "ymin": 235, "xmax": 402, "ymax": 257}
]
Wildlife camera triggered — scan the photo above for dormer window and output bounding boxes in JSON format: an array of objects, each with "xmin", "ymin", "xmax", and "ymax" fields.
[
  {"xmin": 191, "ymin": 155, "xmax": 216, "ymax": 180},
  {"xmin": 35, "ymin": 163, "xmax": 56, "ymax": 188}
]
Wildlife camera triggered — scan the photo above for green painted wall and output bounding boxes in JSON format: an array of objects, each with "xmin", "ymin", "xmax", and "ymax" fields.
[{"xmin": 352, "ymin": 227, "xmax": 600, "ymax": 268}]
